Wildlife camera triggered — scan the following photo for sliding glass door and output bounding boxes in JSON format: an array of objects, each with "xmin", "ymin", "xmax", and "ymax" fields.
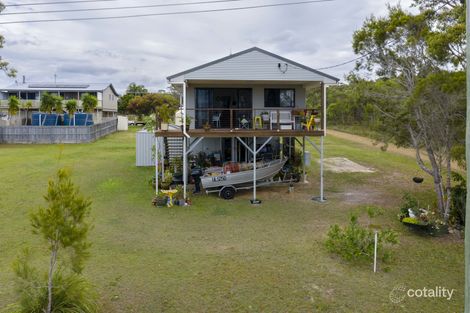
[{"xmin": 195, "ymin": 88, "xmax": 252, "ymax": 128}]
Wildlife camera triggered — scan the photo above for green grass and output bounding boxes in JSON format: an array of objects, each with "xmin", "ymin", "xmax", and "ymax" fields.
[{"xmin": 0, "ymin": 128, "xmax": 463, "ymax": 312}]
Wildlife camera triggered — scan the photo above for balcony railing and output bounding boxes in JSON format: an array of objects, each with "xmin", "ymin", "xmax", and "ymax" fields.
[
  {"xmin": 186, "ymin": 108, "xmax": 323, "ymax": 131},
  {"xmin": 0, "ymin": 99, "xmax": 103, "ymax": 109}
]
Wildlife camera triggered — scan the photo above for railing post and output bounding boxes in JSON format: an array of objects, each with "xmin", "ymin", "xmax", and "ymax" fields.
[
  {"xmin": 230, "ymin": 109, "xmax": 233, "ymax": 129},
  {"xmin": 277, "ymin": 109, "xmax": 280, "ymax": 130}
]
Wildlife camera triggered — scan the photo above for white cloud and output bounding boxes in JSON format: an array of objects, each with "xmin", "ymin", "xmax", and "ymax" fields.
[{"xmin": 0, "ymin": 0, "xmax": 415, "ymax": 92}]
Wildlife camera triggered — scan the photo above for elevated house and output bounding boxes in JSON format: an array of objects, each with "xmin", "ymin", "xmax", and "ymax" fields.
[
  {"xmin": 157, "ymin": 47, "xmax": 339, "ymax": 202},
  {"xmin": 0, "ymin": 81, "xmax": 119, "ymax": 124}
]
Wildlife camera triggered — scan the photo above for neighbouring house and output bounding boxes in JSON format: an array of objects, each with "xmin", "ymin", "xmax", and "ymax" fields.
[
  {"xmin": 156, "ymin": 47, "xmax": 339, "ymax": 202},
  {"xmin": 0, "ymin": 80, "xmax": 119, "ymax": 125}
]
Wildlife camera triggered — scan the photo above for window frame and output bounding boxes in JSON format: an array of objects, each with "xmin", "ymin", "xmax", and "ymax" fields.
[{"xmin": 264, "ymin": 88, "xmax": 296, "ymax": 108}]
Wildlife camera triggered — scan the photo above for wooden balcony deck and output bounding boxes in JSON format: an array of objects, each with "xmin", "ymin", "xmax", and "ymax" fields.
[{"xmin": 155, "ymin": 128, "xmax": 325, "ymax": 138}]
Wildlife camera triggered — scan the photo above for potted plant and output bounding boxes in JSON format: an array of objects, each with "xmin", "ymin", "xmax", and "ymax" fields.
[
  {"xmin": 152, "ymin": 192, "xmax": 168, "ymax": 207},
  {"xmin": 203, "ymin": 121, "xmax": 211, "ymax": 131},
  {"xmin": 157, "ymin": 103, "xmax": 176, "ymax": 131}
]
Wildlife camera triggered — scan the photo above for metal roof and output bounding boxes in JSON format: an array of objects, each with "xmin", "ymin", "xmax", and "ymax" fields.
[
  {"xmin": 167, "ymin": 47, "xmax": 340, "ymax": 83},
  {"xmin": 2, "ymin": 82, "xmax": 119, "ymax": 95}
]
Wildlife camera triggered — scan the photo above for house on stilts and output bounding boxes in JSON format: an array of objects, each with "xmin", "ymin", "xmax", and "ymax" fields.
[{"xmin": 155, "ymin": 47, "xmax": 339, "ymax": 203}]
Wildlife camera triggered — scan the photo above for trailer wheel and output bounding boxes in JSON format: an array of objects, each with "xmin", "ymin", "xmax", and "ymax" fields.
[{"xmin": 220, "ymin": 186, "xmax": 236, "ymax": 200}]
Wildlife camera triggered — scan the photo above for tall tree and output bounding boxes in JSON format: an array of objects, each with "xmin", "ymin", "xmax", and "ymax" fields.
[
  {"xmin": 0, "ymin": 2, "xmax": 16, "ymax": 77},
  {"xmin": 352, "ymin": 2, "xmax": 466, "ymax": 222},
  {"xmin": 118, "ymin": 83, "xmax": 148, "ymax": 114}
]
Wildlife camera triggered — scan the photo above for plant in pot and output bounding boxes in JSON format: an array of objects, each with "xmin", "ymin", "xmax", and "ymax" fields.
[
  {"xmin": 152, "ymin": 191, "xmax": 168, "ymax": 207},
  {"xmin": 159, "ymin": 170, "xmax": 174, "ymax": 190},
  {"xmin": 203, "ymin": 121, "xmax": 211, "ymax": 131},
  {"xmin": 157, "ymin": 104, "xmax": 176, "ymax": 131}
]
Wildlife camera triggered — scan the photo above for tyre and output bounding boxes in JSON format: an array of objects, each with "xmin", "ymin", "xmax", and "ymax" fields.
[{"xmin": 220, "ymin": 186, "xmax": 236, "ymax": 200}]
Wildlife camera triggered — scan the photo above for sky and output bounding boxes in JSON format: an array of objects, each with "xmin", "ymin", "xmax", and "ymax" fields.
[{"xmin": 0, "ymin": 0, "xmax": 413, "ymax": 93}]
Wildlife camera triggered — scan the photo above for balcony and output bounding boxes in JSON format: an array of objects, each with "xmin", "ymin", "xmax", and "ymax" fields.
[
  {"xmin": 0, "ymin": 99, "xmax": 103, "ymax": 109},
  {"xmin": 156, "ymin": 108, "xmax": 325, "ymax": 138}
]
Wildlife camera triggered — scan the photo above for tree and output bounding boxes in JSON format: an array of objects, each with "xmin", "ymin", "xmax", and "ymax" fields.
[
  {"xmin": 352, "ymin": 2, "xmax": 466, "ymax": 222},
  {"xmin": 8, "ymin": 95, "xmax": 19, "ymax": 124},
  {"xmin": 117, "ymin": 83, "xmax": 148, "ymax": 114},
  {"xmin": 128, "ymin": 93, "xmax": 178, "ymax": 117},
  {"xmin": 40, "ymin": 93, "xmax": 62, "ymax": 125},
  {"xmin": 21, "ymin": 100, "xmax": 33, "ymax": 125},
  {"xmin": 65, "ymin": 99, "xmax": 78, "ymax": 126},
  {"xmin": 0, "ymin": 2, "xmax": 16, "ymax": 77},
  {"xmin": 81, "ymin": 93, "xmax": 98, "ymax": 125},
  {"xmin": 17, "ymin": 168, "xmax": 95, "ymax": 313}
]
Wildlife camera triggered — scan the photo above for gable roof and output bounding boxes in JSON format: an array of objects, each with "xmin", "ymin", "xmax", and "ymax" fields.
[{"xmin": 167, "ymin": 47, "xmax": 339, "ymax": 83}]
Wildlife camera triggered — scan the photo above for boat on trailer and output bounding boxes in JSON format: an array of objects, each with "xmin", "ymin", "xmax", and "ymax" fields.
[{"xmin": 201, "ymin": 158, "xmax": 290, "ymax": 199}]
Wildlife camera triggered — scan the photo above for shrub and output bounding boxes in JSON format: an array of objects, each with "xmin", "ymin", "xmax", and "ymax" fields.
[
  {"xmin": 10, "ymin": 250, "xmax": 99, "ymax": 313},
  {"xmin": 325, "ymin": 214, "xmax": 398, "ymax": 264},
  {"xmin": 450, "ymin": 172, "xmax": 466, "ymax": 228}
]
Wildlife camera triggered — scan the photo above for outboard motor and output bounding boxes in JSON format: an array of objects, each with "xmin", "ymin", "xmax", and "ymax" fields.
[{"xmin": 191, "ymin": 167, "xmax": 203, "ymax": 194}]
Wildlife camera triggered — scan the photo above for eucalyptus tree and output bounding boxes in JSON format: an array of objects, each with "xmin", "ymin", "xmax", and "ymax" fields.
[
  {"xmin": 0, "ymin": 2, "xmax": 16, "ymax": 77},
  {"xmin": 352, "ymin": 2, "xmax": 466, "ymax": 222}
]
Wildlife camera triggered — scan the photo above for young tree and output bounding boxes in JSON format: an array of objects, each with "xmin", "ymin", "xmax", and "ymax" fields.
[
  {"xmin": 81, "ymin": 93, "xmax": 98, "ymax": 125},
  {"xmin": 8, "ymin": 95, "xmax": 19, "ymax": 125},
  {"xmin": 65, "ymin": 99, "xmax": 78, "ymax": 126},
  {"xmin": 128, "ymin": 93, "xmax": 179, "ymax": 129},
  {"xmin": 27, "ymin": 168, "xmax": 94, "ymax": 313},
  {"xmin": 21, "ymin": 100, "xmax": 33, "ymax": 125},
  {"xmin": 352, "ymin": 2, "xmax": 466, "ymax": 222}
]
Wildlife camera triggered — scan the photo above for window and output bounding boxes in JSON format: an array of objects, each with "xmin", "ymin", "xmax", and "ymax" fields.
[{"xmin": 264, "ymin": 89, "xmax": 295, "ymax": 107}]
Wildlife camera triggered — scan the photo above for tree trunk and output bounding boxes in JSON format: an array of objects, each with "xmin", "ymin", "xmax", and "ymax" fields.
[{"xmin": 47, "ymin": 245, "xmax": 58, "ymax": 313}]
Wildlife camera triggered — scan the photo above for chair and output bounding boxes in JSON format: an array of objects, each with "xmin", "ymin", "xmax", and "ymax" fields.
[
  {"xmin": 270, "ymin": 111, "xmax": 294, "ymax": 130},
  {"xmin": 212, "ymin": 112, "xmax": 221, "ymax": 128},
  {"xmin": 254, "ymin": 115, "xmax": 263, "ymax": 129},
  {"xmin": 239, "ymin": 116, "xmax": 250, "ymax": 129},
  {"xmin": 301, "ymin": 115, "xmax": 315, "ymax": 131}
]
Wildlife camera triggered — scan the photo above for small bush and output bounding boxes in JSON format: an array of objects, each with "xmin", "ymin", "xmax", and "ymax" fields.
[
  {"xmin": 10, "ymin": 249, "xmax": 99, "ymax": 313},
  {"xmin": 325, "ymin": 214, "xmax": 398, "ymax": 264}
]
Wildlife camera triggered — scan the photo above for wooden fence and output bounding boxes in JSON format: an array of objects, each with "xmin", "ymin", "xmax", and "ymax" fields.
[{"xmin": 0, "ymin": 118, "xmax": 117, "ymax": 144}]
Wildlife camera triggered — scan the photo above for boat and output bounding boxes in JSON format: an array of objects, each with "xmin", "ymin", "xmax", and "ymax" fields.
[{"xmin": 201, "ymin": 158, "xmax": 288, "ymax": 191}]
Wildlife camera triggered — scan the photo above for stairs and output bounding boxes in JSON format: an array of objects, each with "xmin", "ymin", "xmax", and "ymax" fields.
[{"xmin": 165, "ymin": 137, "xmax": 184, "ymax": 163}]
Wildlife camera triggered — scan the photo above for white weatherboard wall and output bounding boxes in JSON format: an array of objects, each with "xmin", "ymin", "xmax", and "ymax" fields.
[{"xmin": 169, "ymin": 49, "xmax": 337, "ymax": 84}]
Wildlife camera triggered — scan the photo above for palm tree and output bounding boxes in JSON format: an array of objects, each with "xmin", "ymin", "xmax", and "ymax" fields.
[
  {"xmin": 8, "ymin": 96, "xmax": 20, "ymax": 126},
  {"xmin": 40, "ymin": 92, "xmax": 55, "ymax": 126},
  {"xmin": 21, "ymin": 100, "xmax": 33, "ymax": 125},
  {"xmin": 81, "ymin": 93, "xmax": 98, "ymax": 125},
  {"xmin": 54, "ymin": 96, "xmax": 63, "ymax": 126},
  {"xmin": 65, "ymin": 99, "xmax": 77, "ymax": 126}
]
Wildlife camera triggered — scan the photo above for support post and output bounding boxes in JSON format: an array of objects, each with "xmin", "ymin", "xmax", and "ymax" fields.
[
  {"xmin": 302, "ymin": 136, "xmax": 307, "ymax": 183},
  {"xmin": 161, "ymin": 140, "xmax": 164, "ymax": 179},
  {"xmin": 465, "ymin": 2, "xmax": 470, "ymax": 311},
  {"xmin": 183, "ymin": 136, "xmax": 187, "ymax": 200},
  {"xmin": 251, "ymin": 136, "xmax": 259, "ymax": 204},
  {"xmin": 155, "ymin": 137, "xmax": 159, "ymax": 195},
  {"xmin": 320, "ymin": 136, "xmax": 324, "ymax": 201}
]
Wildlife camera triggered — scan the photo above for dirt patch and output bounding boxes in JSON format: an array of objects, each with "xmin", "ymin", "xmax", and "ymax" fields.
[{"xmin": 321, "ymin": 157, "xmax": 375, "ymax": 173}]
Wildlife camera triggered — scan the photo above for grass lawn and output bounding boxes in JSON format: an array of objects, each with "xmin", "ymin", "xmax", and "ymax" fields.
[{"xmin": 0, "ymin": 128, "xmax": 464, "ymax": 312}]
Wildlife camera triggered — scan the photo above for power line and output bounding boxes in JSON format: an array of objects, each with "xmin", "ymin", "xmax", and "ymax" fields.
[
  {"xmin": 314, "ymin": 54, "xmax": 369, "ymax": 70},
  {"xmin": 4, "ymin": 0, "xmax": 122, "ymax": 7},
  {"xmin": 2, "ymin": 0, "xmax": 248, "ymax": 15},
  {"xmin": 0, "ymin": 0, "xmax": 335, "ymax": 24}
]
